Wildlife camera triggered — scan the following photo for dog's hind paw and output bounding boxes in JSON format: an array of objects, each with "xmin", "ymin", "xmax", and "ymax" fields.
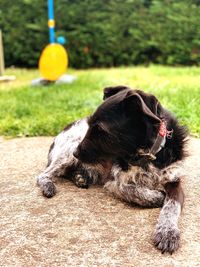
[
  {"xmin": 42, "ymin": 181, "xmax": 57, "ymax": 198},
  {"xmin": 153, "ymin": 225, "xmax": 180, "ymax": 254}
]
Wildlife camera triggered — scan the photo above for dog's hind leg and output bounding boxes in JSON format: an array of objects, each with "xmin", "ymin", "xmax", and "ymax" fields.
[
  {"xmin": 37, "ymin": 119, "xmax": 89, "ymax": 197},
  {"xmin": 153, "ymin": 179, "xmax": 184, "ymax": 254},
  {"xmin": 104, "ymin": 180, "xmax": 165, "ymax": 208},
  {"xmin": 37, "ymin": 160, "xmax": 68, "ymax": 198}
]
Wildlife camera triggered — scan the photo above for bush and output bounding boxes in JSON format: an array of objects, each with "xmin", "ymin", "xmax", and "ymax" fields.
[{"xmin": 0, "ymin": 0, "xmax": 200, "ymax": 68}]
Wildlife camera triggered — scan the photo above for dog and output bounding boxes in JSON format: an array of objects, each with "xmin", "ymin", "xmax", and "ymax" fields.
[{"xmin": 37, "ymin": 86, "xmax": 188, "ymax": 253}]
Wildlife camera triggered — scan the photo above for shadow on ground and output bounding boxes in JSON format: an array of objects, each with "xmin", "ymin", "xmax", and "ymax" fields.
[{"xmin": 0, "ymin": 137, "xmax": 199, "ymax": 267}]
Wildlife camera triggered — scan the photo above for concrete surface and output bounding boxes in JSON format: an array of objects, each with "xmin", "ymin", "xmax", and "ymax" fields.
[{"xmin": 0, "ymin": 137, "xmax": 199, "ymax": 267}]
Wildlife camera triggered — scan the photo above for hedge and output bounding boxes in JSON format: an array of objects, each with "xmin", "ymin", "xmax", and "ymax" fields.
[{"xmin": 0, "ymin": 0, "xmax": 200, "ymax": 68}]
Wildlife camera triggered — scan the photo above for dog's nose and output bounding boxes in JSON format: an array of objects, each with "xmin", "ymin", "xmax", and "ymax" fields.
[{"xmin": 73, "ymin": 150, "xmax": 79, "ymax": 159}]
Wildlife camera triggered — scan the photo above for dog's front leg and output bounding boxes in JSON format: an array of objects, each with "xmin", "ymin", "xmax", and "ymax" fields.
[
  {"xmin": 105, "ymin": 165, "xmax": 165, "ymax": 207},
  {"xmin": 104, "ymin": 181, "xmax": 165, "ymax": 208},
  {"xmin": 153, "ymin": 179, "xmax": 184, "ymax": 254}
]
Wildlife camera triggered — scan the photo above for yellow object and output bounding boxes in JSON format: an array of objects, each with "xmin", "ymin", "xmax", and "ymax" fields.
[
  {"xmin": 48, "ymin": 19, "xmax": 55, "ymax": 28},
  {"xmin": 39, "ymin": 44, "xmax": 68, "ymax": 81}
]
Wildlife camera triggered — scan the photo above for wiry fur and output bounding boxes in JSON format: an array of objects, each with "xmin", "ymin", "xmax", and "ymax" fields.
[
  {"xmin": 37, "ymin": 119, "xmax": 112, "ymax": 195},
  {"xmin": 37, "ymin": 86, "xmax": 188, "ymax": 254}
]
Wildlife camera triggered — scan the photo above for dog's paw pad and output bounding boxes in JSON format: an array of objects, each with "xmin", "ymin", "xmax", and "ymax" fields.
[
  {"xmin": 75, "ymin": 174, "xmax": 89, "ymax": 189},
  {"xmin": 153, "ymin": 226, "xmax": 180, "ymax": 254},
  {"xmin": 42, "ymin": 181, "xmax": 57, "ymax": 198}
]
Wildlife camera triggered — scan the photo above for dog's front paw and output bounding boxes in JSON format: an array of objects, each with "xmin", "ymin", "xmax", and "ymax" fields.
[
  {"xmin": 153, "ymin": 224, "xmax": 180, "ymax": 254},
  {"xmin": 74, "ymin": 174, "xmax": 89, "ymax": 189},
  {"xmin": 42, "ymin": 181, "xmax": 57, "ymax": 198}
]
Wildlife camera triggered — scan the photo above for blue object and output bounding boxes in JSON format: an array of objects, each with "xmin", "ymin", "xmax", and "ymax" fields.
[
  {"xmin": 48, "ymin": 0, "xmax": 55, "ymax": 43},
  {"xmin": 57, "ymin": 36, "xmax": 66, "ymax": 45}
]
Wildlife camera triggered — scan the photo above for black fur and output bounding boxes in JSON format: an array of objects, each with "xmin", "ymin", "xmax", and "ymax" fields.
[{"xmin": 74, "ymin": 87, "xmax": 188, "ymax": 170}]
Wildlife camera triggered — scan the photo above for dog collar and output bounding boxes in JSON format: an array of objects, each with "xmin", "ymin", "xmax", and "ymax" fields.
[{"xmin": 138, "ymin": 120, "xmax": 173, "ymax": 161}]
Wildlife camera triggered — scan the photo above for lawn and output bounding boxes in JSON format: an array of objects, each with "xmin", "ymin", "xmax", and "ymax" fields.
[{"xmin": 0, "ymin": 66, "xmax": 199, "ymax": 137}]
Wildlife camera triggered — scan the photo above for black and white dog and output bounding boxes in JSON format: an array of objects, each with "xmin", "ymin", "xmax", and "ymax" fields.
[{"xmin": 37, "ymin": 86, "xmax": 187, "ymax": 254}]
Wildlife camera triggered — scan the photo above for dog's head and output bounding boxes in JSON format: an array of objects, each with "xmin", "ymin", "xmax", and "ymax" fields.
[{"xmin": 74, "ymin": 86, "xmax": 163, "ymax": 164}]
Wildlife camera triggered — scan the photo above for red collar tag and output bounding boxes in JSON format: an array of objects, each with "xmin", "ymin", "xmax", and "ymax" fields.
[
  {"xmin": 159, "ymin": 120, "xmax": 173, "ymax": 138},
  {"xmin": 159, "ymin": 121, "xmax": 167, "ymax": 137}
]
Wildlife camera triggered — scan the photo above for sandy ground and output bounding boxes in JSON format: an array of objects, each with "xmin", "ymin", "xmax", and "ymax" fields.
[{"xmin": 0, "ymin": 136, "xmax": 199, "ymax": 267}]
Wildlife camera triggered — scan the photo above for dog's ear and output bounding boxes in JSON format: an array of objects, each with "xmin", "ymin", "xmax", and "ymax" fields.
[
  {"xmin": 133, "ymin": 90, "xmax": 162, "ymax": 117},
  {"xmin": 103, "ymin": 86, "xmax": 129, "ymax": 100},
  {"xmin": 124, "ymin": 91, "xmax": 161, "ymax": 124}
]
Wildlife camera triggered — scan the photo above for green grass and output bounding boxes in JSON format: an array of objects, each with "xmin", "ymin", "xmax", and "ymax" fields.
[{"xmin": 0, "ymin": 66, "xmax": 200, "ymax": 137}]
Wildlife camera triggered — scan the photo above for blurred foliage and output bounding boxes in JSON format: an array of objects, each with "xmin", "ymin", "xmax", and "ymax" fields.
[{"xmin": 0, "ymin": 0, "xmax": 200, "ymax": 68}]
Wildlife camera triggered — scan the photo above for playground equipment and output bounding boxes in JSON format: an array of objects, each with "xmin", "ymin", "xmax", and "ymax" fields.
[
  {"xmin": 39, "ymin": 43, "xmax": 68, "ymax": 81},
  {"xmin": 32, "ymin": 0, "xmax": 76, "ymax": 85},
  {"xmin": 0, "ymin": 29, "xmax": 15, "ymax": 82}
]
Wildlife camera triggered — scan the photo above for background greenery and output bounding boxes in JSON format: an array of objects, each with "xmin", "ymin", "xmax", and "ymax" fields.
[
  {"xmin": 1, "ymin": 0, "xmax": 200, "ymax": 68},
  {"xmin": 0, "ymin": 66, "xmax": 199, "ymax": 137}
]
